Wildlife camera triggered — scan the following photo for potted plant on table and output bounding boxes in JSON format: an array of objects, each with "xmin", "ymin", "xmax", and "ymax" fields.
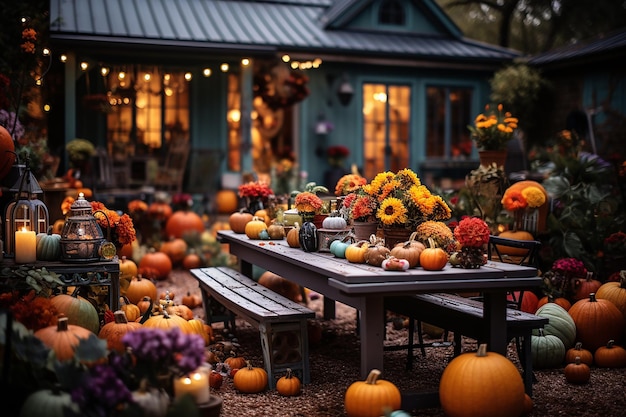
[{"xmin": 468, "ymin": 103, "xmax": 518, "ymax": 168}]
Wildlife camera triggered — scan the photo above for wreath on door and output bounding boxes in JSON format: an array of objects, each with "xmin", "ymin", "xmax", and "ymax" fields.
[{"xmin": 253, "ymin": 64, "xmax": 309, "ymax": 110}]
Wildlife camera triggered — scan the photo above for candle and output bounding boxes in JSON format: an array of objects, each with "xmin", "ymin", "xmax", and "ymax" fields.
[
  {"xmin": 174, "ymin": 370, "xmax": 210, "ymax": 404},
  {"xmin": 15, "ymin": 227, "xmax": 37, "ymax": 263}
]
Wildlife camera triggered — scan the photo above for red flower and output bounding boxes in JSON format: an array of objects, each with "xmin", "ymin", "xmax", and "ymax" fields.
[
  {"xmin": 453, "ymin": 217, "xmax": 491, "ymax": 248},
  {"xmin": 238, "ymin": 181, "xmax": 274, "ymax": 199}
]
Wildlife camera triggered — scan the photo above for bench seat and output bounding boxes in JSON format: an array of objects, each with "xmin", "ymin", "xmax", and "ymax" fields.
[
  {"xmin": 190, "ymin": 266, "xmax": 315, "ymax": 389},
  {"xmin": 386, "ymin": 292, "xmax": 548, "ymax": 396}
]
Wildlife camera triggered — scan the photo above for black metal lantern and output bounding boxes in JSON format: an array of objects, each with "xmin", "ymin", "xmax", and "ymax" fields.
[
  {"xmin": 4, "ymin": 163, "xmax": 49, "ymax": 257},
  {"xmin": 59, "ymin": 193, "xmax": 105, "ymax": 262}
]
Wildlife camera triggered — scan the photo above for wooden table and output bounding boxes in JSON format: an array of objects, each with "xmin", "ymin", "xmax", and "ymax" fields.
[{"xmin": 218, "ymin": 230, "xmax": 542, "ymax": 378}]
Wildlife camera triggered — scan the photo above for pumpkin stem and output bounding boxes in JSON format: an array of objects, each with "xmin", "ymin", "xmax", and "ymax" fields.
[
  {"xmin": 285, "ymin": 368, "xmax": 293, "ymax": 379},
  {"xmin": 57, "ymin": 316, "xmax": 69, "ymax": 331},
  {"xmin": 476, "ymin": 343, "xmax": 488, "ymax": 357},
  {"xmin": 365, "ymin": 368, "xmax": 382, "ymax": 384},
  {"xmin": 114, "ymin": 310, "xmax": 129, "ymax": 324}
]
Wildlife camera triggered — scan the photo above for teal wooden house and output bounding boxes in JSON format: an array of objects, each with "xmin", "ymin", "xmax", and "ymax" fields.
[{"xmin": 49, "ymin": 0, "xmax": 519, "ymax": 200}]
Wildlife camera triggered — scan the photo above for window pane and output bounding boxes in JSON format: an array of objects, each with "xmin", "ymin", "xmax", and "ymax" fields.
[
  {"xmin": 425, "ymin": 86, "xmax": 473, "ymax": 159},
  {"xmin": 426, "ymin": 87, "xmax": 445, "ymax": 157},
  {"xmin": 363, "ymin": 83, "xmax": 387, "ymax": 179}
]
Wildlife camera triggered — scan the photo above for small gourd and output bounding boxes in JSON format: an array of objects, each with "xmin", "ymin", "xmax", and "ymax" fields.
[
  {"xmin": 381, "ymin": 257, "xmax": 410, "ymax": 271},
  {"xmin": 19, "ymin": 386, "xmax": 80, "ymax": 417},
  {"xmin": 419, "ymin": 238, "xmax": 448, "ymax": 271},
  {"xmin": 344, "ymin": 240, "xmax": 370, "ymax": 264},
  {"xmin": 132, "ymin": 378, "xmax": 170, "ymax": 417},
  {"xmin": 330, "ymin": 235, "xmax": 353, "ymax": 258},
  {"xmin": 244, "ymin": 216, "xmax": 269, "ymax": 239},
  {"xmin": 286, "ymin": 223, "xmax": 301, "ymax": 248},
  {"xmin": 276, "ymin": 368, "xmax": 302, "ymax": 396},
  {"xmin": 267, "ymin": 223, "xmax": 286, "ymax": 239},
  {"xmin": 322, "ymin": 212, "xmax": 347, "ymax": 230},
  {"xmin": 299, "ymin": 221, "xmax": 318, "ymax": 252},
  {"xmin": 364, "ymin": 235, "xmax": 390, "ymax": 267},
  {"xmin": 36, "ymin": 226, "xmax": 62, "ymax": 261}
]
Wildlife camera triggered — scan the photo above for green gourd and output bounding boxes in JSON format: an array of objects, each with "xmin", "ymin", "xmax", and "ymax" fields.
[
  {"xmin": 36, "ymin": 227, "xmax": 62, "ymax": 261},
  {"xmin": 533, "ymin": 302, "xmax": 577, "ymax": 349},
  {"xmin": 531, "ymin": 328, "xmax": 566, "ymax": 369},
  {"xmin": 19, "ymin": 387, "xmax": 79, "ymax": 417}
]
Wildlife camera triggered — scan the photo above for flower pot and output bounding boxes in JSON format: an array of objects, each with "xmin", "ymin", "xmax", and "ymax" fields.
[
  {"xmin": 352, "ymin": 221, "xmax": 378, "ymax": 241},
  {"xmin": 382, "ymin": 227, "xmax": 413, "ymax": 249},
  {"xmin": 313, "ymin": 213, "xmax": 328, "ymax": 229},
  {"xmin": 479, "ymin": 150, "xmax": 507, "ymax": 169}
]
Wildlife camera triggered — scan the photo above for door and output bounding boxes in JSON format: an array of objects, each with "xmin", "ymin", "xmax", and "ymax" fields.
[{"xmin": 362, "ymin": 83, "xmax": 410, "ymax": 179}]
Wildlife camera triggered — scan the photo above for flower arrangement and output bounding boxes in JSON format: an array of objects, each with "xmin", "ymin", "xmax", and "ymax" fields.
[
  {"xmin": 90, "ymin": 201, "xmax": 137, "ymax": 246},
  {"xmin": 468, "ymin": 103, "xmax": 518, "ymax": 151},
  {"xmin": 450, "ymin": 216, "xmax": 490, "ymax": 268},
  {"xmin": 294, "ymin": 191, "xmax": 324, "ymax": 214},
  {"xmin": 542, "ymin": 257, "xmax": 588, "ymax": 299},
  {"xmin": 365, "ymin": 168, "xmax": 451, "ymax": 229},
  {"xmin": 501, "ymin": 186, "xmax": 546, "ymax": 212},
  {"xmin": 500, "ymin": 181, "xmax": 548, "ymax": 233},
  {"xmin": 238, "ymin": 180, "xmax": 274, "ymax": 199},
  {"xmin": 342, "ymin": 190, "xmax": 378, "ymax": 222},
  {"xmin": 334, "ymin": 173, "xmax": 367, "ymax": 196}
]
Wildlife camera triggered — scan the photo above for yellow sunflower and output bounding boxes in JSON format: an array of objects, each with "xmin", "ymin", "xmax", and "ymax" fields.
[{"xmin": 377, "ymin": 197, "xmax": 408, "ymax": 226}]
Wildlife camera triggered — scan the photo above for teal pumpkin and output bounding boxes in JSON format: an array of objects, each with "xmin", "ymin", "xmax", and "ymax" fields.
[
  {"xmin": 330, "ymin": 239, "xmax": 350, "ymax": 258},
  {"xmin": 531, "ymin": 328, "xmax": 566, "ymax": 369},
  {"xmin": 36, "ymin": 227, "xmax": 62, "ymax": 261},
  {"xmin": 533, "ymin": 302, "xmax": 577, "ymax": 349}
]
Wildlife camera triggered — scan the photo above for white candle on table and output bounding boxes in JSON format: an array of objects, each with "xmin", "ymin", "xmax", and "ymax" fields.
[
  {"xmin": 174, "ymin": 370, "xmax": 210, "ymax": 404},
  {"xmin": 15, "ymin": 228, "xmax": 36, "ymax": 263}
]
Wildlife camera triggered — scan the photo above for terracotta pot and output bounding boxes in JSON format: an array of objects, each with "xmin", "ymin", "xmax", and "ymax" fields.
[
  {"xmin": 479, "ymin": 150, "xmax": 507, "ymax": 169},
  {"xmin": 382, "ymin": 227, "xmax": 413, "ymax": 249},
  {"xmin": 352, "ymin": 221, "xmax": 378, "ymax": 241}
]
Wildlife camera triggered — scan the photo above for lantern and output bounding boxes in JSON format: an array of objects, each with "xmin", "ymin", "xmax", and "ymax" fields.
[
  {"xmin": 4, "ymin": 163, "xmax": 49, "ymax": 257},
  {"xmin": 59, "ymin": 193, "xmax": 105, "ymax": 262}
]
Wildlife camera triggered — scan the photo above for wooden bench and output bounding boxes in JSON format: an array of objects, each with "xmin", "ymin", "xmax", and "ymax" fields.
[
  {"xmin": 190, "ymin": 267, "xmax": 315, "ymax": 389},
  {"xmin": 386, "ymin": 293, "xmax": 548, "ymax": 396}
]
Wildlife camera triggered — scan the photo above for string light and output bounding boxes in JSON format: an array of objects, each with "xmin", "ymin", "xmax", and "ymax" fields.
[
  {"xmin": 202, "ymin": 68, "xmax": 212, "ymax": 77},
  {"xmin": 241, "ymin": 58, "xmax": 250, "ymax": 66},
  {"xmin": 220, "ymin": 63, "xmax": 229, "ymax": 72},
  {"xmin": 80, "ymin": 62, "xmax": 88, "ymax": 71},
  {"xmin": 60, "ymin": 54, "xmax": 67, "ymax": 63}
]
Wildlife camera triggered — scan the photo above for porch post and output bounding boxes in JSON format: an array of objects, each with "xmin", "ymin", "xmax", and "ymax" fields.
[{"xmin": 240, "ymin": 60, "xmax": 253, "ymax": 173}]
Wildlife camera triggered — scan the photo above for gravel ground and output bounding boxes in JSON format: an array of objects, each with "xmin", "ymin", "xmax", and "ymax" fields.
[{"xmin": 161, "ymin": 270, "xmax": 626, "ymax": 417}]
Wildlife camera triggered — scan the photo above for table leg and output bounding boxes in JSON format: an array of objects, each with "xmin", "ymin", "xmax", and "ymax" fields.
[
  {"xmin": 483, "ymin": 290, "xmax": 507, "ymax": 354},
  {"xmin": 358, "ymin": 296, "xmax": 384, "ymax": 378},
  {"xmin": 323, "ymin": 296, "xmax": 335, "ymax": 320}
]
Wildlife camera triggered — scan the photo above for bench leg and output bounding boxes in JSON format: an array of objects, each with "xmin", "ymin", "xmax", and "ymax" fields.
[
  {"xmin": 519, "ymin": 334, "xmax": 534, "ymax": 396},
  {"xmin": 259, "ymin": 321, "xmax": 311, "ymax": 390}
]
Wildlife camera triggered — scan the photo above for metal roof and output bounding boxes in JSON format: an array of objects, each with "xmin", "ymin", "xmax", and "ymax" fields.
[
  {"xmin": 528, "ymin": 28, "xmax": 626, "ymax": 67},
  {"xmin": 49, "ymin": 0, "xmax": 519, "ymax": 64}
]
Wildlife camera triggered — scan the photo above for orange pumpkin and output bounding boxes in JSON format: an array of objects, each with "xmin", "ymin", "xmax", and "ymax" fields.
[
  {"xmin": 229, "ymin": 209, "xmax": 253, "ymax": 233},
  {"xmin": 125, "ymin": 275, "xmax": 158, "ymax": 304},
  {"xmin": 497, "ymin": 230, "xmax": 535, "ymax": 256},
  {"xmin": 389, "ymin": 232, "xmax": 425, "ymax": 268},
  {"xmin": 164, "ymin": 210, "xmax": 205, "ymax": 239},
  {"xmin": 563, "ymin": 356, "xmax": 591, "ymax": 384},
  {"xmin": 233, "ymin": 361, "xmax": 268, "ymax": 393},
  {"xmin": 286, "ymin": 223, "xmax": 300, "ymax": 248},
  {"xmin": 595, "ymin": 275, "xmax": 626, "ymax": 319},
  {"xmin": 420, "ymin": 238, "xmax": 448, "ymax": 271},
  {"xmin": 118, "ymin": 256, "xmax": 138, "ymax": 279},
  {"xmin": 34, "ymin": 316, "xmax": 94, "ymax": 361},
  {"xmin": 216, "ymin": 189, "xmax": 239, "ymax": 214},
  {"xmin": 565, "ymin": 342, "xmax": 594, "ymax": 366},
  {"xmin": 98, "ymin": 310, "xmax": 142, "ymax": 352},
  {"xmin": 142, "ymin": 310, "xmax": 193, "ymax": 334},
  {"xmin": 536, "ymin": 295, "xmax": 572, "ymax": 311},
  {"xmin": 258, "ymin": 271, "xmax": 302, "ymax": 302},
  {"xmin": 159, "ymin": 237, "xmax": 188, "ymax": 264},
  {"xmin": 147, "ymin": 201, "xmax": 173, "ymax": 221},
  {"xmin": 188, "ymin": 317, "xmax": 212, "ymax": 345},
  {"xmin": 344, "ymin": 369, "xmax": 401, "ymax": 417},
  {"xmin": 568, "ymin": 293, "xmax": 626, "ymax": 351},
  {"xmin": 276, "ymin": 368, "xmax": 301, "ymax": 396},
  {"xmin": 224, "ymin": 354, "xmax": 247, "ymax": 371},
  {"xmin": 138, "ymin": 249, "xmax": 173, "ymax": 280},
  {"xmin": 254, "ymin": 209, "xmax": 271, "ymax": 226},
  {"xmin": 594, "ymin": 340, "xmax": 626, "ymax": 368},
  {"xmin": 119, "ymin": 296, "xmax": 141, "ymax": 322},
  {"xmin": 182, "ymin": 250, "xmax": 203, "ymax": 269},
  {"xmin": 571, "ymin": 274, "xmax": 602, "ymax": 302},
  {"xmin": 439, "ymin": 344, "xmax": 525, "ymax": 417},
  {"xmin": 0, "ymin": 125, "xmax": 17, "ymax": 181},
  {"xmin": 136, "ymin": 296, "xmax": 153, "ymax": 315}
]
